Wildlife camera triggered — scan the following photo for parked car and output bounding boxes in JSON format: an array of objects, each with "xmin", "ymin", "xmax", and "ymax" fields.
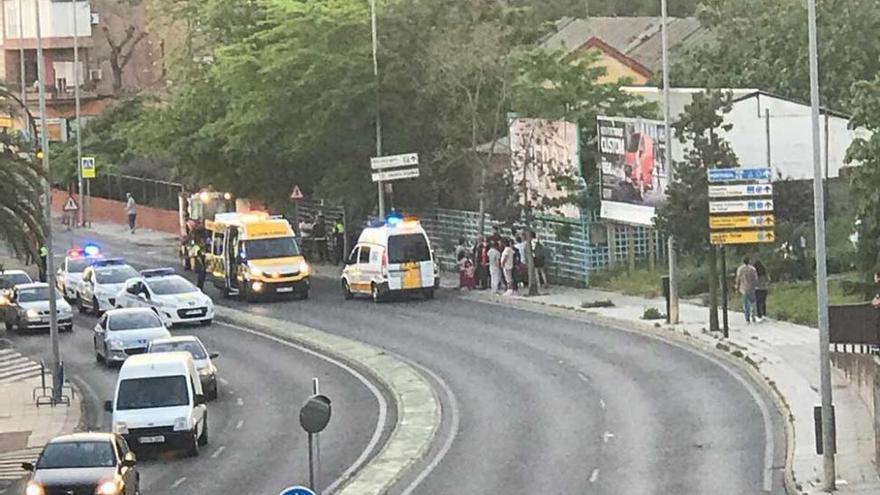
[{"xmin": 22, "ymin": 432, "xmax": 139, "ymax": 495}]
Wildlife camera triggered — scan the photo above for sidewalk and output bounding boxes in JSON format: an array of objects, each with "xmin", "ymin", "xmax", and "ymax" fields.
[{"xmin": 456, "ymin": 280, "xmax": 880, "ymax": 494}]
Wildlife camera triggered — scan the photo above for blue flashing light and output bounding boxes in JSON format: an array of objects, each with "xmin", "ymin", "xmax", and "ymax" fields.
[
  {"xmin": 83, "ymin": 244, "xmax": 101, "ymax": 257},
  {"xmin": 386, "ymin": 216, "xmax": 402, "ymax": 226}
]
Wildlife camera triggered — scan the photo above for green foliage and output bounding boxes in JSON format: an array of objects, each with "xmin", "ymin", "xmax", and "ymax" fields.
[
  {"xmin": 847, "ymin": 75, "xmax": 880, "ymax": 275},
  {"xmin": 581, "ymin": 299, "xmax": 615, "ymax": 309},
  {"xmin": 641, "ymin": 307, "xmax": 665, "ymax": 320}
]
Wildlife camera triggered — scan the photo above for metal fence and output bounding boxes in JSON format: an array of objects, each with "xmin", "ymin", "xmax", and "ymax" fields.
[
  {"xmin": 414, "ymin": 207, "xmax": 661, "ymax": 286},
  {"xmin": 87, "ymin": 173, "xmax": 184, "ymax": 211}
]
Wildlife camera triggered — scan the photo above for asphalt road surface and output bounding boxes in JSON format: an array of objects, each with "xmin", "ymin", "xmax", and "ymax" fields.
[
  {"xmin": 2, "ymin": 243, "xmax": 383, "ymax": 494},
  {"xmin": 37, "ymin": 227, "xmax": 786, "ymax": 495}
]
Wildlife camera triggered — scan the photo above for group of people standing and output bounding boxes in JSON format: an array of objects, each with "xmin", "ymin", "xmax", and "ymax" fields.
[
  {"xmin": 735, "ymin": 257, "xmax": 771, "ymax": 324},
  {"xmin": 456, "ymin": 226, "xmax": 547, "ymax": 294}
]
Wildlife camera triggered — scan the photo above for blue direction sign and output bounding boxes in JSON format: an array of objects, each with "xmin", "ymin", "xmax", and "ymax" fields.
[
  {"xmin": 707, "ymin": 168, "xmax": 772, "ymax": 183},
  {"xmin": 279, "ymin": 487, "xmax": 316, "ymax": 495}
]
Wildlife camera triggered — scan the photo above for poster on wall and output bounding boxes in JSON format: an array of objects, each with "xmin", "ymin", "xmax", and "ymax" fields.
[
  {"xmin": 597, "ymin": 116, "xmax": 668, "ymax": 226},
  {"xmin": 509, "ymin": 117, "xmax": 581, "ymax": 219}
]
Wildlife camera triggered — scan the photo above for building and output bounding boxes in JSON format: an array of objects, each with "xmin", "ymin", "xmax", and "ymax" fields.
[
  {"xmin": 540, "ymin": 16, "xmax": 708, "ymax": 84},
  {"xmin": 2, "ymin": 0, "xmax": 108, "ymax": 140}
]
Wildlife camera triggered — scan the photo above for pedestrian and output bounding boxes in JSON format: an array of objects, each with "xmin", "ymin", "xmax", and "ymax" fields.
[
  {"xmin": 312, "ymin": 214, "xmax": 327, "ymax": 261},
  {"xmin": 38, "ymin": 245, "xmax": 48, "ymax": 282},
  {"xmin": 754, "ymin": 260, "xmax": 770, "ymax": 322},
  {"xmin": 501, "ymin": 239, "xmax": 515, "ymax": 296},
  {"xmin": 192, "ymin": 240, "xmax": 207, "ymax": 290},
  {"xmin": 124, "ymin": 192, "xmax": 137, "ymax": 234},
  {"xmin": 474, "ymin": 237, "xmax": 490, "ymax": 290},
  {"xmin": 534, "ymin": 236, "xmax": 548, "ymax": 289},
  {"xmin": 458, "ymin": 253, "xmax": 475, "ymax": 290},
  {"xmin": 872, "ymin": 270, "xmax": 880, "ymax": 309},
  {"xmin": 488, "ymin": 241, "xmax": 502, "ymax": 293},
  {"xmin": 455, "ymin": 237, "xmax": 469, "ymax": 263},
  {"xmin": 333, "ymin": 217, "xmax": 345, "ymax": 265},
  {"xmin": 512, "ymin": 235, "xmax": 525, "ymax": 290},
  {"xmin": 735, "ymin": 257, "xmax": 758, "ymax": 324},
  {"xmin": 489, "ymin": 225, "xmax": 503, "ymax": 246}
]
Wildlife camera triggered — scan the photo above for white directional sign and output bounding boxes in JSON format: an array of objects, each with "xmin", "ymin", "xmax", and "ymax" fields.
[
  {"xmin": 709, "ymin": 199, "xmax": 774, "ymax": 214},
  {"xmin": 708, "ymin": 184, "xmax": 773, "ymax": 198},
  {"xmin": 371, "ymin": 167, "xmax": 420, "ymax": 183},
  {"xmin": 370, "ymin": 153, "xmax": 419, "ymax": 170}
]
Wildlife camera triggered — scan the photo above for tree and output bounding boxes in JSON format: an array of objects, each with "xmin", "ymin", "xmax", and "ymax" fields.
[
  {"xmin": 655, "ymin": 91, "xmax": 739, "ymax": 331},
  {"xmin": 101, "ymin": 24, "xmax": 149, "ymax": 93},
  {"xmin": 846, "ymin": 75, "xmax": 880, "ymax": 274}
]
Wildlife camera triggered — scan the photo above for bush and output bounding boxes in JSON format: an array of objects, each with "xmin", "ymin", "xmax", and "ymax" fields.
[
  {"xmin": 582, "ymin": 299, "xmax": 615, "ymax": 309},
  {"xmin": 641, "ymin": 307, "xmax": 665, "ymax": 320}
]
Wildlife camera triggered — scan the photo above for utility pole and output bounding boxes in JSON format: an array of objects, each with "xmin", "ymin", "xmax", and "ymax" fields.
[
  {"xmin": 72, "ymin": 0, "xmax": 84, "ymax": 227},
  {"xmin": 807, "ymin": 0, "xmax": 835, "ymax": 489},
  {"xmin": 661, "ymin": 0, "xmax": 679, "ymax": 324},
  {"xmin": 17, "ymin": 0, "xmax": 28, "ymax": 135},
  {"xmin": 34, "ymin": 0, "xmax": 61, "ymax": 402},
  {"xmin": 369, "ymin": 0, "xmax": 384, "ymax": 218}
]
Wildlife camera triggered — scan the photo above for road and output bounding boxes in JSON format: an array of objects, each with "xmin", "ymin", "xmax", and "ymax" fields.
[
  {"xmin": 2, "ymin": 241, "xmax": 384, "ymax": 494},
  {"xmin": 40, "ymin": 226, "xmax": 785, "ymax": 494}
]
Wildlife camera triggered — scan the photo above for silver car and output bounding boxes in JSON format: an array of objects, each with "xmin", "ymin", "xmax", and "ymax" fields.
[
  {"xmin": 94, "ymin": 308, "xmax": 171, "ymax": 366},
  {"xmin": 4, "ymin": 283, "xmax": 74, "ymax": 333},
  {"xmin": 147, "ymin": 336, "xmax": 221, "ymax": 400}
]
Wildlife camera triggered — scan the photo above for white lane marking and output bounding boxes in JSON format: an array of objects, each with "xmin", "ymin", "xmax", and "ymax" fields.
[
  {"xmin": 399, "ymin": 357, "xmax": 460, "ymax": 495},
  {"xmin": 235, "ymin": 420, "xmax": 244, "ymax": 430},
  {"xmin": 577, "ymin": 371, "xmax": 590, "ymax": 383},
  {"xmin": 662, "ymin": 338, "xmax": 776, "ymax": 492},
  {"xmin": 599, "ymin": 399, "xmax": 606, "ymax": 410},
  {"xmin": 603, "ymin": 432, "xmax": 615, "ymax": 443},
  {"xmin": 235, "ymin": 397, "xmax": 244, "ymax": 407},
  {"xmin": 227, "ymin": 389, "xmax": 235, "ymax": 395},
  {"xmin": 170, "ymin": 477, "xmax": 186, "ymax": 489},
  {"xmin": 219, "ymin": 322, "xmax": 389, "ymax": 494},
  {"xmin": 589, "ymin": 468, "xmax": 600, "ymax": 483},
  {"xmin": 210, "ymin": 446, "xmax": 226, "ymax": 459},
  {"xmin": 218, "ymin": 377, "xmax": 230, "ymax": 386}
]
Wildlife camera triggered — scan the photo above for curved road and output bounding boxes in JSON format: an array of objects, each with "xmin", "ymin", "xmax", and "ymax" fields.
[{"xmin": 45, "ymin": 228, "xmax": 785, "ymax": 494}]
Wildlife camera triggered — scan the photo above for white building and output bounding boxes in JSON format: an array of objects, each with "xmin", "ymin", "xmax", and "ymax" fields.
[{"xmin": 623, "ymin": 87, "xmax": 869, "ymax": 180}]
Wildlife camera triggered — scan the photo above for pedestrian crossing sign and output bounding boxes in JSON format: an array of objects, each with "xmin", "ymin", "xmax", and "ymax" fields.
[{"xmin": 81, "ymin": 156, "xmax": 96, "ymax": 179}]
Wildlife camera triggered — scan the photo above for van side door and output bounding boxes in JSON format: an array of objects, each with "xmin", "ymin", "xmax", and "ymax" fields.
[{"xmin": 356, "ymin": 246, "xmax": 371, "ymax": 290}]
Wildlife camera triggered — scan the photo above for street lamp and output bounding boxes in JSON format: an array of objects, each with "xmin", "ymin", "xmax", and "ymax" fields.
[
  {"xmin": 369, "ymin": 0, "xmax": 385, "ymax": 217},
  {"xmin": 660, "ymin": 0, "xmax": 679, "ymax": 324}
]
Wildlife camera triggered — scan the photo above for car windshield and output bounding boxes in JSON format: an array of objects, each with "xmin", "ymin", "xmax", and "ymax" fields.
[
  {"xmin": 67, "ymin": 259, "xmax": 92, "ymax": 273},
  {"xmin": 147, "ymin": 277, "xmax": 197, "ymax": 295},
  {"xmin": 243, "ymin": 237, "xmax": 300, "ymax": 260},
  {"xmin": 95, "ymin": 266, "xmax": 138, "ymax": 284},
  {"xmin": 109, "ymin": 312, "xmax": 164, "ymax": 331},
  {"xmin": 150, "ymin": 341, "xmax": 207, "ymax": 360},
  {"xmin": 117, "ymin": 376, "xmax": 189, "ymax": 410},
  {"xmin": 387, "ymin": 234, "xmax": 431, "ymax": 264},
  {"xmin": 17, "ymin": 287, "xmax": 63, "ymax": 302},
  {"xmin": 0, "ymin": 273, "xmax": 32, "ymax": 289},
  {"xmin": 36, "ymin": 441, "xmax": 115, "ymax": 469}
]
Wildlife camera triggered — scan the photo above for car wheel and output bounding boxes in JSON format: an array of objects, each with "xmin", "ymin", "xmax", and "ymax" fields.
[
  {"xmin": 371, "ymin": 283, "xmax": 382, "ymax": 304},
  {"xmin": 77, "ymin": 296, "xmax": 86, "ymax": 313},
  {"xmin": 423, "ymin": 288, "xmax": 435, "ymax": 300},
  {"xmin": 15, "ymin": 318, "xmax": 25, "ymax": 334},
  {"xmin": 209, "ymin": 381, "xmax": 220, "ymax": 400},
  {"xmin": 342, "ymin": 280, "xmax": 353, "ymax": 300},
  {"xmin": 300, "ymin": 288, "xmax": 310, "ymax": 300},
  {"xmin": 186, "ymin": 430, "xmax": 200, "ymax": 457},
  {"xmin": 4, "ymin": 321, "xmax": 11, "ymax": 332},
  {"xmin": 92, "ymin": 297, "xmax": 101, "ymax": 316},
  {"xmin": 198, "ymin": 414, "xmax": 209, "ymax": 446}
]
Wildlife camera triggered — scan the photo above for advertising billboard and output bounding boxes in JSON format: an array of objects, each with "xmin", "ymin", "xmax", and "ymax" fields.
[{"xmin": 597, "ymin": 116, "xmax": 668, "ymax": 226}]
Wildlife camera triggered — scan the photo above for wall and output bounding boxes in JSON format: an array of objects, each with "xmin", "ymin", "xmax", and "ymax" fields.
[
  {"xmin": 831, "ymin": 353, "xmax": 880, "ymax": 463},
  {"xmin": 592, "ymin": 49, "xmax": 650, "ymax": 85},
  {"xmin": 51, "ymin": 189, "xmax": 179, "ymax": 234},
  {"xmin": 5, "ymin": 0, "xmax": 92, "ymax": 40}
]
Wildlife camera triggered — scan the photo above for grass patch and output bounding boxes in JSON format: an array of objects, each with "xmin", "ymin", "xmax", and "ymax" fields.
[
  {"xmin": 641, "ymin": 307, "xmax": 665, "ymax": 320},
  {"xmin": 590, "ymin": 267, "xmax": 662, "ymax": 298},
  {"xmin": 582, "ymin": 299, "xmax": 615, "ymax": 309},
  {"xmin": 763, "ymin": 275, "xmax": 865, "ymax": 327}
]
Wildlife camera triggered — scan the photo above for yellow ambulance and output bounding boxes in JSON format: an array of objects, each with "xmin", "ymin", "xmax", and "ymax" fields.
[
  {"xmin": 341, "ymin": 214, "xmax": 439, "ymax": 302},
  {"xmin": 205, "ymin": 212, "xmax": 311, "ymax": 301}
]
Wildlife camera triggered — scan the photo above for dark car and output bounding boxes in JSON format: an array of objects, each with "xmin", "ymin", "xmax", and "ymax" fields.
[{"xmin": 23, "ymin": 432, "xmax": 139, "ymax": 495}]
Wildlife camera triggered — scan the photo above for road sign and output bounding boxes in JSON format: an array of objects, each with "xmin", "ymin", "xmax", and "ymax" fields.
[
  {"xmin": 371, "ymin": 167, "xmax": 420, "ymax": 183},
  {"xmin": 708, "ymin": 184, "xmax": 773, "ymax": 198},
  {"xmin": 709, "ymin": 200, "xmax": 773, "ymax": 214},
  {"xmin": 300, "ymin": 394, "xmax": 332, "ymax": 434},
  {"xmin": 278, "ymin": 487, "xmax": 316, "ymax": 495},
  {"xmin": 710, "ymin": 230, "xmax": 775, "ymax": 245},
  {"xmin": 81, "ymin": 156, "xmax": 96, "ymax": 179},
  {"xmin": 370, "ymin": 153, "xmax": 419, "ymax": 170},
  {"xmin": 709, "ymin": 214, "xmax": 775, "ymax": 230},
  {"xmin": 290, "ymin": 185, "xmax": 304, "ymax": 200},
  {"xmin": 62, "ymin": 196, "xmax": 79, "ymax": 212},
  {"xmin": 707, "ymin": 168, "xmax": 772, "ymax": 183}
]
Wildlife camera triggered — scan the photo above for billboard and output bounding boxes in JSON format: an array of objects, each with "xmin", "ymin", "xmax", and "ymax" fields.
[
  {"xmin": 597, "ymin": 116, "xmax": 668, "ymax": 226},
  {"xmin": 509, "ymin": 118, "xmax": 581, "ymax": 219}
]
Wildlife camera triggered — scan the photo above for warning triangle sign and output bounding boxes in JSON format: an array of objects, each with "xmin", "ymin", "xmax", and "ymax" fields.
[
  {"xmin": 63, "ymin": 196, "xmax": 79, "ymax": 211},
  {"xmin": 290, "ymin": 185, "xmax": 304, "ymax": 200}
]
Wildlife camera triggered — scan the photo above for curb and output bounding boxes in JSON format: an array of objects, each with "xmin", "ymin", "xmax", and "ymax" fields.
[
  {"xmin": 214, "ymin": 306, "xmax": 441, "ymax": 495},
  {"xmin": 462, "ymin": 290, "xmax": 798, "ymax": 495}
]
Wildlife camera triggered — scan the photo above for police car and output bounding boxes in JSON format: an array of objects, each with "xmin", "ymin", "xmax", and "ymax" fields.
[
  {"xmin": 114, "ymin": 268, "xmax": 214, "ymax": 327},
  {"xmin": 76, "ymin": 259, "xmax": 139, "ymax": 315},
  {"xmin": 57, "ymin": 245, "xmax": 103, "ymax": 301}
]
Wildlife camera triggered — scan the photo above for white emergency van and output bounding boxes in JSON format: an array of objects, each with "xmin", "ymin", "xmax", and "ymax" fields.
[
  {"xmin": 341, "ymin": 215, "xmax": 439, "ymax": 302},
  {"xmin": 106, "ymin": 352, "xmax": 209, "ymax": 456}
]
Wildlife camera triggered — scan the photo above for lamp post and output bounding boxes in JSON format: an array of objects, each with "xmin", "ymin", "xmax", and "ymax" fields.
[
  {"xmin": 661, "ymin": 0, "xmax": 679, "ymax": 324},
  {"xmin": 72, "ymin": 0, "xmax": 84, "ymax": 227},
  {"xmin": 369, "ymin": 0, "xmax": 384, "ymax": 217}
]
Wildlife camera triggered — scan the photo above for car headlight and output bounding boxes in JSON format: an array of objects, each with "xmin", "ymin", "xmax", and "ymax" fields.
[
  {"xmin": 173, "ymin": 416, "xmax": 189, "ymax": 431},
  {"xmin": 299, "ymin": 260, "xmax": 311, "ymax": 275},
  {"xmin": 26, "ymin": 309, "xmax": 40, "ymax": 319},
  {"xmin": 249, "ymin": 266, "xmax": 263, "ymax": 277},
  {"xmin": 96, "ymin": 478, "xmax": 122, "ymax": 495},
  {"xmin": 114, "ymin": 422, "xmax": 128, "ymax": 435},
  {"xmin": 108, "ymin": 339, "xmax": 125, "ymax": 350},
  {"xmin": 25, "ymin": 482, "xmax": 44, "ymax": 495}
]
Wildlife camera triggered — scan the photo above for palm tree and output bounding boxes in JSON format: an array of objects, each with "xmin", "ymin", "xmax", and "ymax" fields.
[{"xmin": 0, "ymin": 88, "xmax": 45, "ymax": 262}]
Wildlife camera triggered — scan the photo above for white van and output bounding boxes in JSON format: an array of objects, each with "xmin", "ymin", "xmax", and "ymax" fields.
[
  {"xmin": 106, "ymin": 352, "xmax": 209, "ymax": 456},
  {"xmin": 341, "ymin": 215, "xmax": 439, "ymax": 302}
]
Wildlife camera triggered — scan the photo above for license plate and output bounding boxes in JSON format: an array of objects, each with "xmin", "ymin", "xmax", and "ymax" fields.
[
  {"xmin": 277, "ymin": 287, "xmax": 294, "ymax": 293},
  {"xmin": 139, "ymin": 435, "xmax": 164, "ymax": 444},
  {"xmin": 185, "ymin": 310, "xmax": 203, "ymax": 316}
]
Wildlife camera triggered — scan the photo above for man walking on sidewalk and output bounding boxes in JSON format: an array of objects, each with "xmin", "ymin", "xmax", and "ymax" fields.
[
  {"xmin": 124, "ymin": 193, "xmax": 138, "ymax": 234},
  {"xmin": 735, "ymin": 257, "xmax": 758, "ymax": 324}
]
